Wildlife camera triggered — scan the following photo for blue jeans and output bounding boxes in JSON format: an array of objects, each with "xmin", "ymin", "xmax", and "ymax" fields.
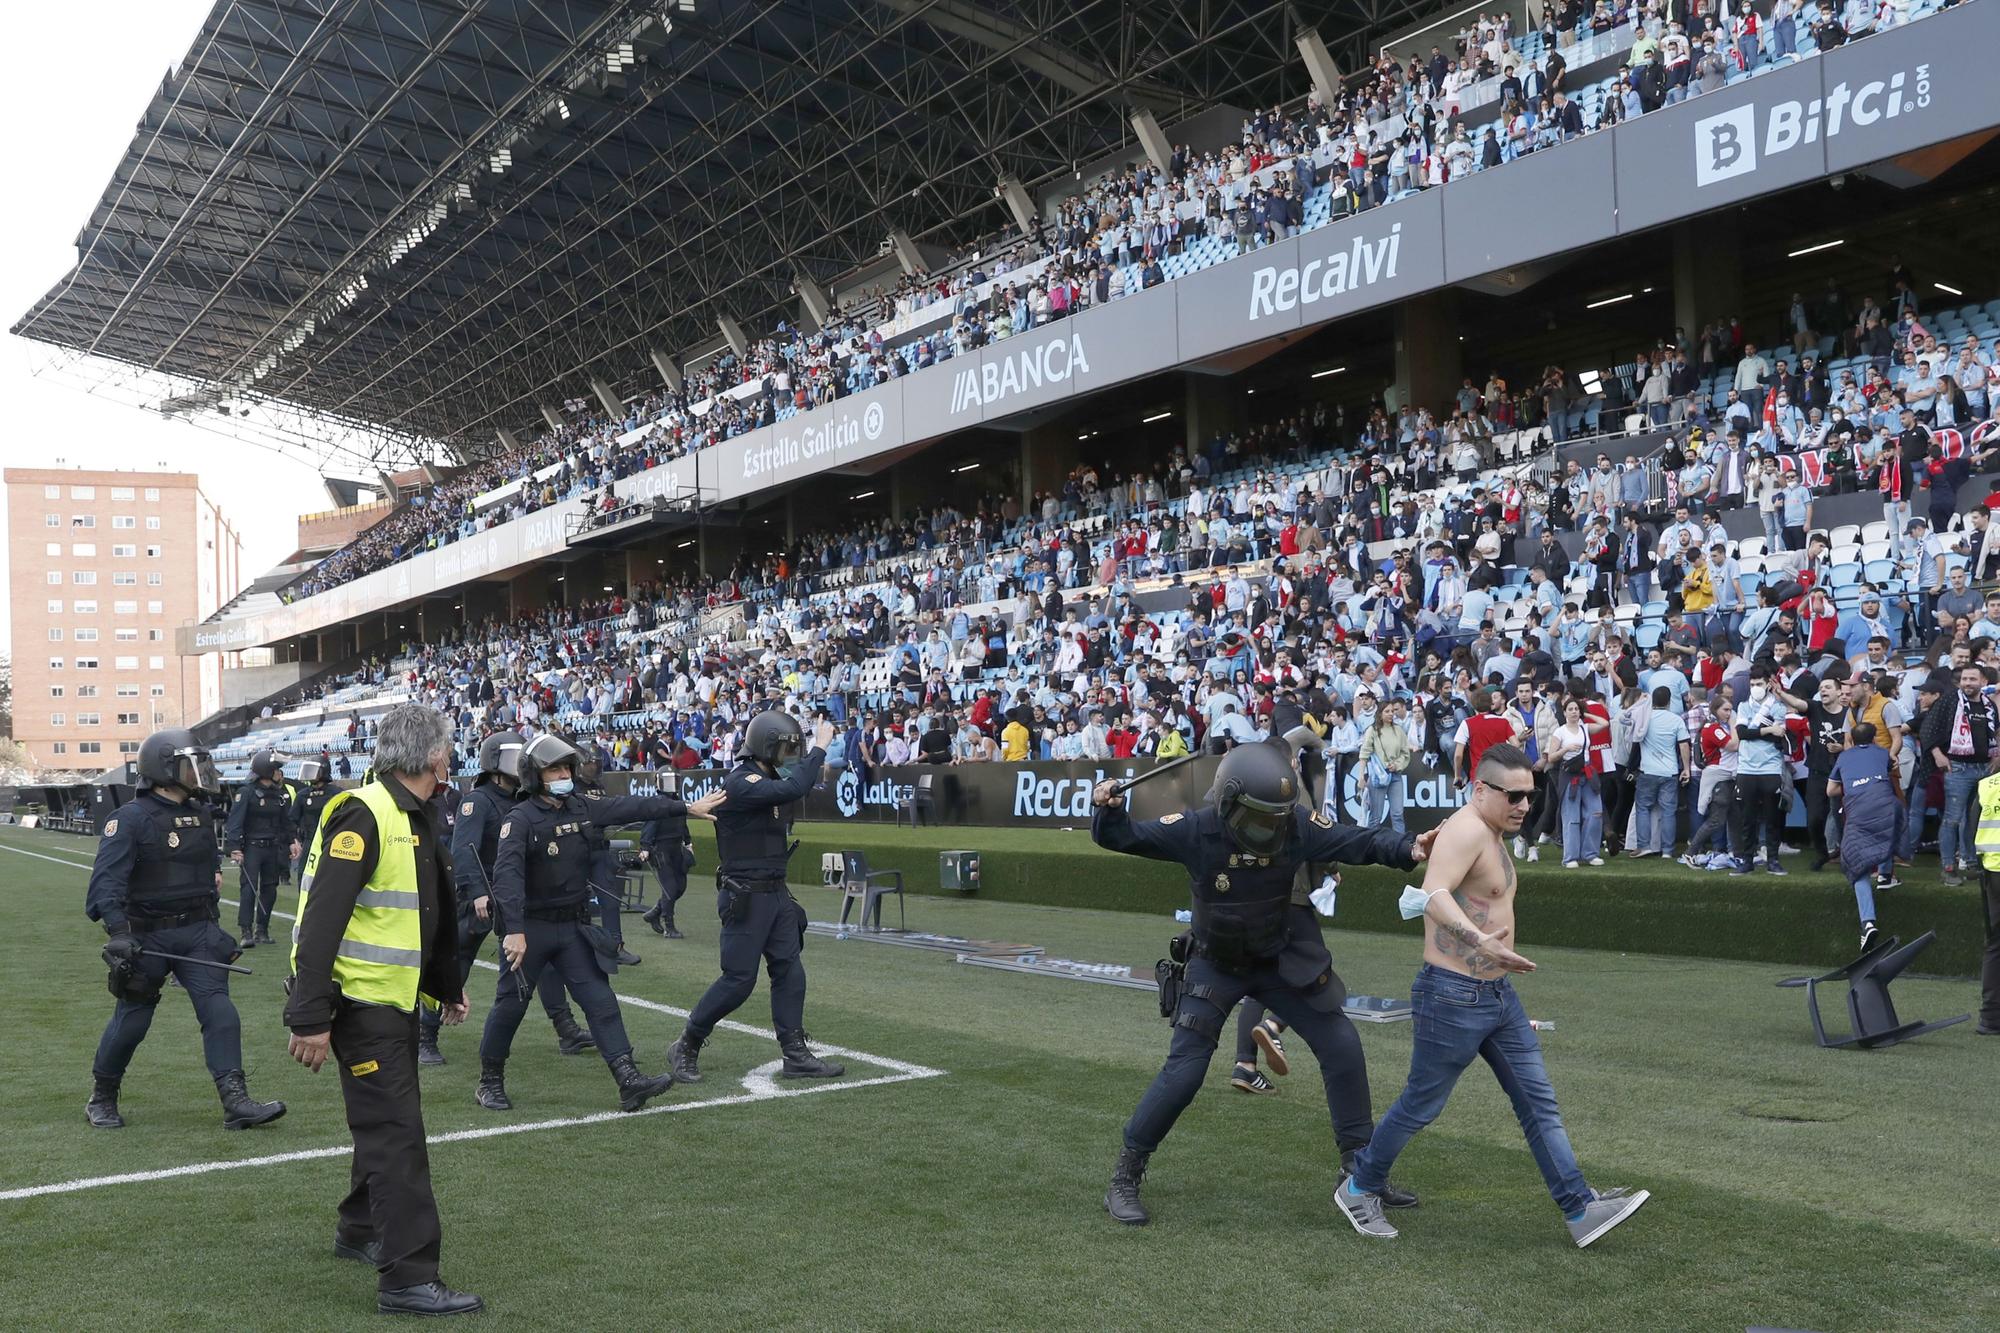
[
  {"xmin": 1761, "ymin": 510, "xmax": 1786, "ymax": 552},
  {"xmin": 1854, "ymin": 876, "xmax": 1878, "ymax": 925},
  {"xmin": 1938, "ymin": 763, "xmax": 1983, "ymax": 872},
  {"xmin": 1704, "ymin": 609, "xmax": 1741, "ymax": 653},
  {"xmin": 1366, "ymin": 778, "xmax": 1407, "ymax": 832},
  {"xmin": 1633, "ymin": 772, "xmax": 1680, "ymax": 854},
  {"xmin": 1350, "ymin": 965, "xmax": 1594, "ymax": 1216},
  {"xmin": 1561, "ymin": 778, "xmax": 1603, "ymax": 863}
]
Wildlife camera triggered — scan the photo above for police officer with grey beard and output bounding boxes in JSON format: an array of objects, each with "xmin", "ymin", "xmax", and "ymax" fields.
[
  {"xmin": 667, "ymin": 711, "xmax": 845, "ymax": 1083},
  {"xmin": 1091, "ymin": 739, "xmax": 1429, "ymax": 1225}
]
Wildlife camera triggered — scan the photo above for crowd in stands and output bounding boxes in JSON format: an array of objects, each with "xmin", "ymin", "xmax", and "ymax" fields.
[
  {"xmin": 270, "ymin": 0, "xmax": 1959, "ymax": 607},
  {"xmin": 224, "ymin": 245, "xmax": 2000, "ymax": 961}
]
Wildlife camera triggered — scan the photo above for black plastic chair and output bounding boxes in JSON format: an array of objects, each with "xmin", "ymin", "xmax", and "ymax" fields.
[{"xmin": 838, "ymin": 851, "xmax": 904, "ymax": 931}]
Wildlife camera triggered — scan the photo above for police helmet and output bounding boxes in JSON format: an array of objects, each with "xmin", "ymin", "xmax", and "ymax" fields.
[
  {"xmin": 297, "ymin": 759, "xmax": 328, "ymax": 785},
  {"xmin": 250, "ymin": 750, "xmax": 283, "ymax": 782},
  {"xmin": 515, "ymin": 733, "xmax": 580, "ymax": 798},
  {"xmin": 135, "ymin": 728, "xmax": 218, "ymax": 795},
  {"xmin": 1205, "ymin": 739, "xmax": 1300, "ymax": 856},
  {"xmin": 743, "ymin": 709, "xmax": 804, "ymax": 766},
  {"xmin": 477, "ymin": 730, "xmax": 527, "ymax": 781}
]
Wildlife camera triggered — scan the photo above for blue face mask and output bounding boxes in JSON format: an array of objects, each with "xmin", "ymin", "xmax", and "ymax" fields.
[{"xmin": 546, "ymin": 779, "xmax": 574, "ymax": 797}]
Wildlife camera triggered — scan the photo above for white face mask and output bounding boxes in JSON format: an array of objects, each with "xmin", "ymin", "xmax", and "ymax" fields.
[{"xmin": 1750, "ymin": 685, "xmax": 1769, "ymax": 703}]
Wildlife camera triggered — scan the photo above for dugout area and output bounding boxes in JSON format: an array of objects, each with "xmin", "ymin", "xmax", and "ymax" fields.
[{"xmin": 2, "ymin": 824, "xmax": 1997, "ymax": 1331}]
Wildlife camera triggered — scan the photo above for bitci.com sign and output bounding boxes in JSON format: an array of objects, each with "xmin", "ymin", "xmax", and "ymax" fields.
[{"xmin": 1695, "ymin": 63, "xmax": 1932, "ymax": 187}]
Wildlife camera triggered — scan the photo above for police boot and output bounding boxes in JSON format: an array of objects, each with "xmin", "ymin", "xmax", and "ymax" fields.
[
  {"xmin": 641, "ymin": 903, "xmax": 667, "ymax": 935},
  {"xmin": 552, "ymin": 1010, "xmax": 596, "ymax": 1056},
  {"xmin": 417, "ymin": 1028, "xmax": 446, "ymax": 1067},
  {"xmin": 777, "ymin": 1029, "xmax": 845, "ymax": 1079},
  {"xmin": 1104, "ymin": 1147, "xmax": 1151, "ymax": 1226},
  {"xmin": 609, "ymin": 1053, "xmax": 674, "ymax": 1113},
  {"xmin": 84, "ymin": 1075, "xmax": 124, "ymax": 1129},
  {"xmin": 475, "ymin": 1061, "xmax": 512, "ymax": 1111},
  {"xmin": 1343, "ymin": 1149, "xmax": 1419, "ymax": 1210},
  {"xmin": 215, "ymin": 1070, "xmax": 286, "ymax": 1130},
  {"xmin": 661, "ymin": 918, "xmax": 684, "ymax": 940},
  {"xmin": 666, "ymin": 1030, "xmax": 704, "ymax": 1084}
]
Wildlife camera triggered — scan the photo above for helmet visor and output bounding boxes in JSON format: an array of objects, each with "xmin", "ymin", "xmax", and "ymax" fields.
[
  {"xmin": 768, "ymin": 731, "xmax": 804, "ymax": 765},
  {"xmin": 1223, "ymin": 794, "xmax": 1292, "ymax": 856},
  {"xmin": 171, "ymin": 747, "xmax": 218, "ymax": 795}
]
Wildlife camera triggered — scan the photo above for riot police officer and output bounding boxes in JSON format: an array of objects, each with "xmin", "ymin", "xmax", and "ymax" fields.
[
  {"xmin": 666, "ymin": 710, "xmax": 844, "ymax": 1084},
  {"xmin": 84, "ymin": 729, "xmax": 286, "ymax": 1131},
  {"xmin": 225, "ymin": 749, "xmax": 296, "ymax": 947},
  {"xmin": 290, "ymin": 759, "xmax": 338, "ymax": 885},
  {"xmin": 418, "ymin": 730, "xmax": 597, "ymax": 1067},
  {"xmin": 573, "ymin": 739, "xmax": 641, "ymax": 967},
  {"xmin": 639, "ymin": 773, "xmax": 694, "ymax": 940},
  {"xmin": 1090, "ymin": 739, "xmax": 1428, "ymax": 1226},
  {"xmin": 477, "ymin": 734, "xmax": 720, "ymax": 1112}
]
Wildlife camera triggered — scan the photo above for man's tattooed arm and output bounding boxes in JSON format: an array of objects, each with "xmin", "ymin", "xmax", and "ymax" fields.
[{"xmin": 1432, "ymin": 890, "xmax": 1500, "ymax": 974}]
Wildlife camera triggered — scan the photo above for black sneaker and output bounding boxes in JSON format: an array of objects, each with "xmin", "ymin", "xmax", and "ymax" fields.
[
  {"xmin": 1252, "ymin": 1018, "xmax": 1289, "ymax": 1076},
  {"xmin": 1230, "ymin": 1064, "xmax": 1277, "ymax": 1095},
  {"xmin": 1859, "ymin": 921, "xmax": 1880, "ymax": 953}
]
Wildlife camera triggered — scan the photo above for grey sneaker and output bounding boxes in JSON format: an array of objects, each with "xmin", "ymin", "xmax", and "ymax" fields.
[
  {"xmin": 1334, "ymin": 1174, "xmax": 1399, "ymax": 1239},
  {"xmin": 1567, "ymin": 1186, "xmax": 1650, "ymax": 1248}
]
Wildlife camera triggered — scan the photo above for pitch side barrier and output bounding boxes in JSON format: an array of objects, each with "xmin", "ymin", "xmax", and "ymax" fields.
[{"xmin": 180, "ymin": 4, "xmax": 1993, "ymax": 659}]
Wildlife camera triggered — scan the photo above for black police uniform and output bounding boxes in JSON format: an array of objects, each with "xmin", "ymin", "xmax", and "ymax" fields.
[
  {"xmin": 418, "ymin": 779, "xmax": 586, "ymax": 1054},
  {"xmin": 86, "ymin": 793, "xmax": 250, "ymax": 1093},
  {"xmin": 225, "ymin": 778, "xmax": 296, "ymax": 939},
  {"xmin": 478, "ymin": 787, "xmax": 692, "ymax": 1071},
  {"xmin": 291, "ymin": 780, "xmax": 338, "ymax": 882},
  {"xmin": 578, "ymin": 779, "xmax": 628, "ymax": 947},
  {"xmin": 683, "ymin": 748, "xmax": 824, "ymax": 1043},
  {"xmin": 1093, "ymin": 802, "xmax": 1415, "ymax": 1157},
  {"xmin": 640, "ymin": 803, "xmax": 693, "ymax": 933}
]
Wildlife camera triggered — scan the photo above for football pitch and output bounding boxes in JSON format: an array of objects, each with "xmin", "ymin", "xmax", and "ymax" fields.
[{"xmin": 2, "ymin": 825, "xmax": 1996, "ymax": 1332}]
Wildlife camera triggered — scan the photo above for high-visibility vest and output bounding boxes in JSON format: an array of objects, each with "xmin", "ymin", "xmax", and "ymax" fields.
[
  {"xmin": 290, "ymin": 779, "xmax": 434, "ymax": 1013},
  {"xmin": 1975, "ymin": 773, "xmax": 2000, "ymax": 871}
]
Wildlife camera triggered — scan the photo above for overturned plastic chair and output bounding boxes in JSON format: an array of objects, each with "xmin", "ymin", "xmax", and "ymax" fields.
[{"xmin": 1779, "ymin": 931, "xmax": 1971, "ymax": 1050}]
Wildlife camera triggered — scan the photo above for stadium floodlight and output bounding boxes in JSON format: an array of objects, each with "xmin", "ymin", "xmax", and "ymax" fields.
[
  {"xmin": 556, "ymin": 98, "xmax": 571, "ymax": 120},
  {"xmin": 1787, "ymin": 238, "xmax": 1844, "ymax": 258}
]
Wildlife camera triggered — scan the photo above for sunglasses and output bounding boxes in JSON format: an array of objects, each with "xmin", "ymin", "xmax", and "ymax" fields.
[{"xmin": 1481, "ymin": 780, "xmax": 1535, "ymax": 805}]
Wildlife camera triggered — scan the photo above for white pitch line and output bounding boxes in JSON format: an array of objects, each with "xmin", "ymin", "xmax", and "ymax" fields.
[
  {"xmin": 0, "ymin": 837, "xmax": 946, "ymax": 1201},
  {"xmin": 0, "ymin": 1069, "xmax": 935, "ymax": 1202}
]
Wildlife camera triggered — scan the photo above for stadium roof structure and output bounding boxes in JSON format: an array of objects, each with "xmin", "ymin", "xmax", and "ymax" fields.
[{"xmin": 13, "ymin": 0, "xmax": 1452, "ymax": 468}]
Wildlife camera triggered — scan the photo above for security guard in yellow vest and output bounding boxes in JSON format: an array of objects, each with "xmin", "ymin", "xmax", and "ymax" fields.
[
  {"xmin": 1971, "ymin": 771, "xmax": 2000, "ymax": 1035},
  {"xmin": 284, "ymin": 705, "xmax": 482, "ymax": 1319}
]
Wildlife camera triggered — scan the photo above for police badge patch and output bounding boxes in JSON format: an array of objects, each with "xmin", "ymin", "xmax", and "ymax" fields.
[
  {"xmin": 104, "ymin": 819, "xmax": 117, "ymax": 836},
  {"xmin": 1159, "ymin": 812, "xmax": 1183, "ymax": 824},
  {"xmin": 167, "ymin": 831, "xmax": 179, "ymax": 848},
  {"xmin": 548, "ymin": 843, "xmax": 560, "ymax": 856},
  {"xmin": 1311, "ymin": 810, "xmax": 1333, "ymax": 828},
  {"xmin": 461, "ymin": 801, "xmax": 475, "ymax": 816},
  {"xmin": 1214, "ymin": 872, "xmax": 1231, "ymax": 893},
  {"xmin": 499, "ymin": 822, "xmax": 511, "ymax": 837}
]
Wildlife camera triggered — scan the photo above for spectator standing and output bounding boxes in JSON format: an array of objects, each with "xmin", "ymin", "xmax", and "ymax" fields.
[{"xmin": 1630, "ymin": 686, "xmax": 1690, "ymax": 858}]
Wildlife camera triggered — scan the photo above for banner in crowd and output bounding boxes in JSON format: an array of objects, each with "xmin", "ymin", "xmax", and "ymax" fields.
[{"xmin": 1764, "ymin": 418, "xmax": 1996, "ymax": 490}]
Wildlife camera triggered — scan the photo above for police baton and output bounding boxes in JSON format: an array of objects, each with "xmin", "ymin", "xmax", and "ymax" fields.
[
  {"xmin": 1107, "ymin": 751, "xmax": 1203, "ymax": 798},
  {"xmin": 142, "ymin": 950, "xmax": 253, "ymax": 976}
]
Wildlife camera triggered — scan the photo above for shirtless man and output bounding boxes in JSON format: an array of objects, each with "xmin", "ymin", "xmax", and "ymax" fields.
[{"xmin": 1333, "ymin": 743, "xmax": 1652, "ymax": 1248}]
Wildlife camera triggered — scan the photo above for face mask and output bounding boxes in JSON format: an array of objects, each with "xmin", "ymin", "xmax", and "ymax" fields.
[
  {"xmin": 1397, "ymin": 884, "xmax": 1435, "ymax": 920},
  {"xmin": 546, "ymin": 778, "xmax": 575, "ymax": 797},
  {"xmin": 1750, "ymin": 686, "xmax": 1768, "ymax": 703}
]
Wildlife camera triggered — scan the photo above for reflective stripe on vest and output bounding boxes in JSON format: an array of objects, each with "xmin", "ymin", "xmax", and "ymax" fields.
[
  {"xmin": 290, "ymin": 780, "xmax": 434, "ymax": 1013},
  {"xmin": 1975, "ymin": 774, "xmax": 2000, "ymax": 866}
]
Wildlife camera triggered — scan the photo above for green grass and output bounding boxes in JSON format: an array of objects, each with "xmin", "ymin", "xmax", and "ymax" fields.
[
  {"xmin": 698, "ymin": 820, "xmax": 1996, "ymax": 976},
  {"xmin": 3, "ymin": 825, "xmax": 1998, "ymax": 1331}
]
